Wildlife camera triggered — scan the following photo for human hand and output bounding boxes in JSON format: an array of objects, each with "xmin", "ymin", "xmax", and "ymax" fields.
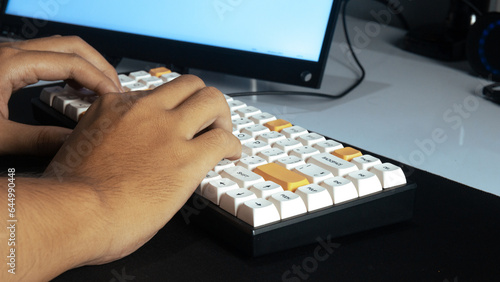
[
  {"xmin": 44, "ymin": 74, "xmax": 241, "ymax": 265},
  {"xmin": 0, "ymin": 35, "xmax": 122, "ymax": 156}
]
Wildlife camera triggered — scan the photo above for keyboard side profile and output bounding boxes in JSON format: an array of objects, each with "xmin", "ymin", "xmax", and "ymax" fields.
[
  {"xmin": 186, "ymin": 178, "xmax": 415, "ymax": 256},
  {"xmin": 31, "ymin": 68, "xmax": 417, "ymax": 256}
]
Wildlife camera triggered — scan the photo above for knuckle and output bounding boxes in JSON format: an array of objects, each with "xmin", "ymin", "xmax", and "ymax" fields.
[
  {"xmin": 206, "ymin": 128, "xmax": 234, "ymax": 147},
  {"xmin": 197, "ymin": 86, "xmax": 227, "ymax": 110},
  {"xmin": 202, "ymin": 86, "xmax": 223, "ymax": 99},
  {"xmin": 66, "ymin": 35, "xmax": 85, "ymax": 45},
  {"xmin": 180, "ymin": 74, "xmax": 206, "ymax": 88}
]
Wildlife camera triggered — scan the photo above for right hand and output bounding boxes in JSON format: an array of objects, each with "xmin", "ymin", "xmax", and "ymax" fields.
[{"xmin": 44, "ymin": 74, "xmax": 241, "ymax": 265}]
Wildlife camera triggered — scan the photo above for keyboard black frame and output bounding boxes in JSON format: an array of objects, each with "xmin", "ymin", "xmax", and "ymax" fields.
[{"xmin": 186, "ymin": 181, "xmax": 416, "ymax": 257}]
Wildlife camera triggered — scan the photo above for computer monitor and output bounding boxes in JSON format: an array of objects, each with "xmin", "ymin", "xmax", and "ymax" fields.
[{"xmin": 0, "ymin": 0, "xmax": 342, "ymax": 88}]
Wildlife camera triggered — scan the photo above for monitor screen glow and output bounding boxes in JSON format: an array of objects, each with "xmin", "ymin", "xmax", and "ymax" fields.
[{"xmin": 1, "ymin": 0, "xmax": 341, "ymax": 88}]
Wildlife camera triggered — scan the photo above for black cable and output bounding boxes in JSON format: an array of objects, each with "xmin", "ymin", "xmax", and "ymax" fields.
[{"xmin": 228, "ymin": 0, "xmax": 365, "ymax": 99}]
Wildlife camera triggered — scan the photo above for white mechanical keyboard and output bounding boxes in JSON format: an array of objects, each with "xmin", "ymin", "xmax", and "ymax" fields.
[{"xmin": 32, "ymin": 67, "xmax": 417, "ymax": 256}]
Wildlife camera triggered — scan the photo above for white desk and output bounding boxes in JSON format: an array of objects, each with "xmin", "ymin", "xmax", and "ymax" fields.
[{"xmin": 166, "ymin": 16, "xmax": 499, "ymax": 197}]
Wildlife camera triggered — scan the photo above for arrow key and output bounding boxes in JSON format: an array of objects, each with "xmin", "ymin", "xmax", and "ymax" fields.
[
  {"xmin": 249, "ymin": 181, "xmax": 284, "ymax": 199},
  {"xmin": 220, "ymin": 189, "xmax": 257, "ymax": 216},
  {"xmin": 203, "ymin": 178, "xmax": 240, "ymax": 205},
  {"xmin": 237, "ymin": 198, "xmax": 280, "ymax": 227}
]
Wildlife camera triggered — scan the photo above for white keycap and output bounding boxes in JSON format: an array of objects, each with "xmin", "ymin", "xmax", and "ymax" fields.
[
  {"xmin": 220, "ymin": 166, "xmax": 265, "ymax": 189},
  {"xmin": 273, "ymin": 138, "xmax": 302, "ymax": 153},
  {"xmin": 139, "ymin": 76, "xmax": 163, "ymax": 87},
  {"xmin": 249, "ymin": 181, "xmax": 284, "ymax": 199},
  {"xmin": 256, "ymin": 131, "xmax": 286, "ymax": 145},
  {"xmin": 242, "ymin": 140, "xmax": 271, "ymax": 155},
  {"xmin": 52, "ymin": 94, "xmax": 80, "ymax": 114},
  {"xmin": 219, "ymin": 189, "xmax": 257, "ymax": 216},
  {"xmin": 236, "ymin": 106, "xmax": 262, "ymax": 118},
  {"xmin": 160, "ymin": 72, "xmax": 181, "ymax": 82},
  {"xmin": 257, "ymin": 148, "xmax": 287, "ymax": 163},
  {"xmin": 196, "ymin": 170, "xmax": 221, "ymax": 195},
  {"xmin": 203, "ymin": 178, "xmax": 240, "ymax": 205},
  {"xmin": 295, "ymin": 184, "xmax": 333, "ymax": 211},
  {"xmin": 124, "ymin": 82, "xmax": 148, "ymax": 92},
  {"xmin": 313, "ymin": 140, "xmax": 344, "ymax": 153},
  {"xmin": 234, "ymin": 132, "xmax": 255, "ymax": 144},
  {"xmin": 63, "ymin": 85, "xmax": 96, "ymax": 97},
  {"xmin": 321, "ymin": 177, "xmax": 359, "ymax": 204},
  {"xmin": 289, "ymin": 146, "xmax": 320, "ymax": 161},
  {"xmin": 352, "ymin": 154, "xmax": 382, "ymax": 170},
  {"xmin": 237, "ymin": 198, "xmax": 281, "ymax": 227},
  {"xmin": 296, "ymin": 133, "xmax": 326, "ymax": 146},
  {"xmin": 281, "ymin": 125, "xmax": 308, "ymax": 139},
  {"xmin": 369, "ymin": 163, "xmax": 407, "ymax": 188},
  {"xmin": 230, "ymin": 111, "xmax": 240, "ymax": 120},
  {"xmin": 241, "ymin": 124, "xmax": 270, "ymax": 137},
  {"xmin": 293, "ymin": 163, "xmax": 334, "ymax": 184},
  {"xmin": 268, "ymin": 191, "xmax": 307, "ymax": 219},
  {"xmin": 223, "ymin": 94, "xmax": 233, "ymax": 102},
  {"xmin": 236, "ymin": 156, "xmax": 268, "ymax": 171},
  {"xmin": 227, "ymin": 100, "xmax": 247, "ymax": 111},
  {"xmin": 232, "ymin": 117, "xmax": 254, "ymax": 131},
  {"xmin": 275, "ymin": 155, "xmax": 306, "ymax": 170},
  {"xmin": 308, "ymin": 153, "xmax": 358, "ymax": 177},
  {"xmin": 149, "ymin": 81, "xmax": 165, "ymax": 89},
  {"xmin": 40, "ymin": 86, "xmax": 65, "ymax": 106},
  {"xmin": 249, "ymin": 112, "xmax": 277, "ymax": 125},
  {"xmin": 213, "ymin": 159, "xmax": 235, "ymax": 174},
  {"xmin": 232, "ymin": 153, "xmax": 249, "ymax": 165},
  {"xmin": 118, "ymin": 74, "xmax": 136, "ymax": 86},
  {"xmin": 129, "ymin": 70, "xmax": 151, "ymax": 80},
  {"xmin": 65, "ymin": 100, "xmax": 91, "ymax": 121},
  {"xmin": 345, "ymin": 170, "xmax": 383, "ymax": 197}
]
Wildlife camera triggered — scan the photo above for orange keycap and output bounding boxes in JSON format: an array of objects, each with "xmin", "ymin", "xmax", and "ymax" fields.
[
  {"xmin": 78, "ymin": 111, "xmax": 87, "ymax": 121},
  {"xmin": 264, "ymin": 119, "xmax": 292, "ymax": 132},
  {"xmin": 332, "ymin": 147, "xmax": 362, "ymax": 161},
  {"xmin": 253, "ymin": 163, "xmax": 309, "ymax": 192},
  {"xmin": 149, "ymin": 67, "xmax": 171, "ymax": 77}
]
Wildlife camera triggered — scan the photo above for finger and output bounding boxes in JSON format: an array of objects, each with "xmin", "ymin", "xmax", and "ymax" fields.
[
  {"xmin": 189, "ymin": 128, "xmax": 242, "ymax": 172},
  {"xmin": 169, "ymin": 86, "xmax": 232, "ymax": 139},
  {"xmin": 0, "ymin": 120, "xmax": 72, "ymax": 156},
  {"xmin": 2, "ymin": 49, "xmax": 120, "ymax": 95},
  {"xmin": 146, "ymin": 74, "xmax": 206, "ymax": 110},
  {"xmin": 13, "ymin": 36, "xmax": 122, "ymax": 91}
]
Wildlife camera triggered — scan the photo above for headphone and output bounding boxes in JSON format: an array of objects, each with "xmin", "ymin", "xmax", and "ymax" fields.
[{"xmin": 466, "ymin": 12, "xmax": 500, "ymax": 102}]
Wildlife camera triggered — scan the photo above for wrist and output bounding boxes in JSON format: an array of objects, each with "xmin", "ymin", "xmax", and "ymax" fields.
[{"xmin": 15, "ymin": 176, "xmax": 110, "ymax": 280}]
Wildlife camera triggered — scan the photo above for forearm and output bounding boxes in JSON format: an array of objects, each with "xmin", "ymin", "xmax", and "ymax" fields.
[{"xmin": 1, "ymin": 176, "xmax": 108, "ymax": 281}]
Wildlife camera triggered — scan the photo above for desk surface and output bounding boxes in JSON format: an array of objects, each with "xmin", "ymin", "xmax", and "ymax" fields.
[
  {"xmin": 186, "ymin": 16, "xmax": 500, "ymax": 198},
  {"xmin": 2, "ymin": 16, "xmax": 500, "ymax": 282}
]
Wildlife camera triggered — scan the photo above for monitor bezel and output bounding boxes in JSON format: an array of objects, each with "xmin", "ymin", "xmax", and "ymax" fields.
[{"xmin": 0, "ymin": 1, "xmax": 342, "ymax": 88}]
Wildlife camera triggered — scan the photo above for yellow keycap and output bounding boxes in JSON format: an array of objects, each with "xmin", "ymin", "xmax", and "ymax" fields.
[
  {"xmin": 332, "ymin": 147, "xmax": 362, "ymax": 161},
  {"xmin": 149, "ymin": 67, "xmax": 171, "ymax": 77},
  {"xmin": 253, "ymin": 163, "xmax": 309, "ymax": 192},
  {"xmin": 264, "ymin": 119, "xmax": 292, "ymax": 132}
]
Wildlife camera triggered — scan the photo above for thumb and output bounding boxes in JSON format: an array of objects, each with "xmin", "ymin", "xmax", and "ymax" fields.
[{"xmin": 0, "ymin": 119, "xmax": 72, "ymax": 156}]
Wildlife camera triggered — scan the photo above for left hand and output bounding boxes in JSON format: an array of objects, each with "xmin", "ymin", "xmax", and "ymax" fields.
[{"xmin": 0, "ymin": 35, "xmax": 122, "ymax": 156}]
